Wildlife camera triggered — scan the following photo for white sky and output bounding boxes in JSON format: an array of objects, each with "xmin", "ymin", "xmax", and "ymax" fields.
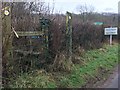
[
  {"xmin": 2, "ymin": 0, "xmax": 119, "ymax": 13},
  {"xmin": 44, "ymin": 0, "xmax": 119, "ymax": 14}
]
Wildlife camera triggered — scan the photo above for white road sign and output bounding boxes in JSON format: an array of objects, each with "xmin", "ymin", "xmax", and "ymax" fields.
[
  {"xmin": 104, "ymin": 27, "xmax": 118, "ymax": 35},
  {"xmin": 104, "ymin": 27, "xmax": 118, "ymax": 45}
]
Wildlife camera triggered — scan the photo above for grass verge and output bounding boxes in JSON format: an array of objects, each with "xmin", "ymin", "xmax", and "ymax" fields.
[{"xmin": 8, "ymin": 43, "xmax": 118, "ymax": 88}]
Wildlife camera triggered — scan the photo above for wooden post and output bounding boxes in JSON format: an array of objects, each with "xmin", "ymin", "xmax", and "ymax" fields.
[
  {"xmin": 0, "ymin": 1, "xmax": 2, "ymax": 88},
  {"xmin": 40, "ymin": 18, "xmax": 50, "ymax": 61},
  {"xmin": 66, "ymin": 11, "xmax": 72, "ymax": 61},
  {"xmin": 2, "ymin": 3, "xmax": 12, "ymax": 87}
]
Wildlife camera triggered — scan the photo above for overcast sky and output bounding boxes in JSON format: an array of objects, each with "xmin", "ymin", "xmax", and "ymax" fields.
[
  {"xmin": 44, "ymin": 0, "xmax": 119, "ymax": 14},
  {"xmin": 2, "ymin": 0, "xmax": 119, "ymax": 13}
]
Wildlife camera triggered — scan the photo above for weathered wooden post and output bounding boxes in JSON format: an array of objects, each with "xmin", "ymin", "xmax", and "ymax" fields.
[
  {"xmin": 0, "ymin": 1, "xmax": 2, "ymax": 88},
  {"xmin": 40, "ymin": 18, "xmax": 50, "ymax": 61},
  {"xmin": 66, "ymin": 11, "xmax": 72, "ymax": 61},
  {"xmin": 2, "ymin": 3, "xmax": 13, "ymax": 87}
]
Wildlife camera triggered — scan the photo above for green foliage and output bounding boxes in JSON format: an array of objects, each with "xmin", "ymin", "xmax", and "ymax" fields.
[
  {"xmin": 9, "ymin": 71, "xmax": 57, "ymax": 88},
  {"xmin": 56, "ymin": 43, "xmax": 118, "ymax": 88},
  {"xmin": 8, "ymin": 43, "xmax": 118, "ymax": 88},
  {"xmin": 59, "ymin": 75, "xmax": 85, "ymax": 88}
]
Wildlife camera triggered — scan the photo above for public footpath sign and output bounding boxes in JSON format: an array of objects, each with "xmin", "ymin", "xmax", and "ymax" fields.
[{"xmin": 104, "ymin": 27, "xmax": 118, "ymax": 45}]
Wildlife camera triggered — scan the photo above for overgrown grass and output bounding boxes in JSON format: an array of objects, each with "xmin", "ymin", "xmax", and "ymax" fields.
[
  {"xmin": 9, "ymin": 70, "xmax": 57, "ymax": 88},
  {"xmin": 57, "ymin": 43, "xmax": 118, "ymax": 88},
  {"xmin": 8, "ymin": 43, "xmax": 118, "ymax": 88}
]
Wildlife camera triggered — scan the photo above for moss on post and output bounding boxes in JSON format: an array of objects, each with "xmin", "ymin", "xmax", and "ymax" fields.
[
  {"xmin": 2, "ymin": 4, "xmax": 13, "ymax": 87},
  {"xmin": 40, "ymin": 18, "xmax": 51, "ymax": 61},
  {"xmin": 66, "ymin": 11, "xmax": 72, "ymax": 61}
]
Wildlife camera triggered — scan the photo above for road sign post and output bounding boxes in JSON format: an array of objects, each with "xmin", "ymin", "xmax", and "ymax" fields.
[
  {"xmin": 104, "ymin": 27, "xmax": 118, "ymax": 45},
  {"xmin": 110, "ymin": 35, "xmax": 112, "ymax": 45}
]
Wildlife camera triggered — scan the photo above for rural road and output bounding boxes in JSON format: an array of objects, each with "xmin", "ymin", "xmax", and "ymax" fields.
[{"xmin": 101, "ymin": 65, "xmax": 119, "ymax": 88}]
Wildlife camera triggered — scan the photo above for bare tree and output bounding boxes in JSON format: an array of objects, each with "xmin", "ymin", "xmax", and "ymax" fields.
[{"xmin": 76, "ymin": 4, "xmax": 95, "ymax": 23}]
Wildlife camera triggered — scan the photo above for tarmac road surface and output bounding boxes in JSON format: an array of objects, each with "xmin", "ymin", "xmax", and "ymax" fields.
[{"xmin": 102, "ymin": 65, "xmax": 119, "ymax": 88}]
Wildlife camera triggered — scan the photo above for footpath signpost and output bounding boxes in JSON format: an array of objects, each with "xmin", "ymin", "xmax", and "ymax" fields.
[
  {"xmin": 66, "ymin": 11, "xmax": 72, "ymax": 61},
  {"xmin": 2, "ymin": 4, "xmax": 12, "ymax": 87},
  {"xmin": 104, "ymin": 27, "xmax": 118, "ymax": 45}
]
